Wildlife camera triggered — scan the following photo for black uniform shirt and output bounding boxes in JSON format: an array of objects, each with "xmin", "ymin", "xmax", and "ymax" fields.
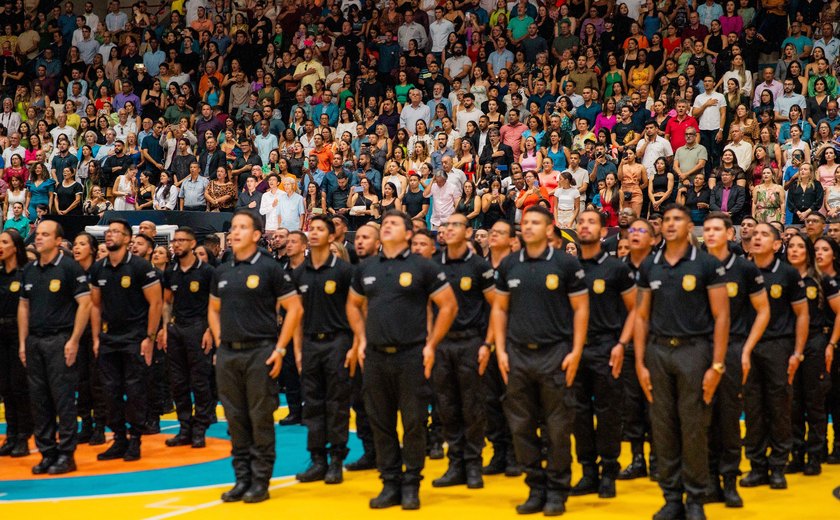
[
  {"xmin": 757, "ymin": 257, "xmax": 806, "ymax": 339},
  {"xmin": 720, "ymin": 253, "xmax": 766, "ymax": 339},
  {"xmin": 637, "ymin": 245, "xmax": 725, "ymax": 337},
  {"xmin": 351, "ymin": 248, "xmax": 449, "ymax": 347},
  {"xmin": 581, "ymin": 250, "xmax": 635, "ymax": 337},
  {"xmin": 822, "ymin": 275, "xmax": 840, "ymax": 329},
  {"xmin": 436, "ymin": 249, "xmax": 495, "ymax": 333},
  {"xmin": 293, "ymin": 254, "xmax": 354, "ymax": 335},
  {"xmin": 0, "ymin": 266, "xmax": 22, "ymax": 319},
  {"xmin": 163, "ymin": 258, "xmax": 215, "ymax": 322},
  {"xmin": 496, "ymin": 246, "xmax": 587, "ymax": 345},
  {"xmin": 89, "ymin": 251, "xmax": 160, "ymax": 347},
  {"xmin": 210, "ymin": 250, "xmax": 297, "ymax": 343},
  {"xmin": 21, "ymin": 251, "xmax": 89, "ymax": 330}
]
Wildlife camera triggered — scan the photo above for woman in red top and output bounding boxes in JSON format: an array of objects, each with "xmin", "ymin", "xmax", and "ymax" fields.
[{"xmin": 515, "ymin": 170, "xmax": 550, "ymax": 212}]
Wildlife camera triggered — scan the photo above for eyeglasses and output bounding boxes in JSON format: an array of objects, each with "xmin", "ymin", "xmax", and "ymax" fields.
[
  {"xmin": 628, "ymin": 227, "xmax": 649, "ymax": 234},
  {"xmin": 685, "ymin": 132, "xmax": 696, "ymax": 136}
]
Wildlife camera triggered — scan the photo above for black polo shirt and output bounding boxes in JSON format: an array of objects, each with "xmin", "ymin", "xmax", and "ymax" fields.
[
  {"xmin": 802, "ymin": 274, "xmax": 840, "ymax": 330},
  {"xmin": 350, "ymin": 248, "xmax": 449, "ymax": 347},
  {"xmin": 720, "ymin": 253, "xmax": 766, "ymax": 339},
  {"xmin": 581, "ymin": 250, "xmax": 635, "ymax": 337},
  {"xmin": 637, "ymin": 245, "xmax": 726, "ymax": 337},
  {"xmin": 21, "ymin": 251, "xmax": 89, "ymax": 331},
  {"xmin": 756, "ymin": 257, "xmax": 806, "ymax": 339},
  {"xmin": 89, "ymin": 251, "xmax": 160, "ymax": 348},
  {"xmin": 0, "ymin": 266, "xmax": 22, "ymax": 319},
  {"xmin": 163, "ymin": 258, "xmax": 215, "ymax": 323},
  {"xmin": 292, "ymin": 254, "xmax": 354, "ymax": 335},
  {"xmin": 436, "ymin": 249, "xmax": 495, "ymax": 333},
  {"xmin": 822, "ymin": 275, "xmax": 840, "ymax": 328},
  {"xmin": 496, "ymin": 246, "xmax": 587, "ymax": 345},
  {"xmin": 210, "ymin": 250, "xmax": 297, "ymax": 343}
]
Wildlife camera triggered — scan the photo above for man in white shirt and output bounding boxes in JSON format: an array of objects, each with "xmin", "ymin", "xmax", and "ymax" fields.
[
  {"xmin": 636, "ymin": 120, "xmax": 674, "ymax": 177},
  {"xmin": 455, "ymin": 93, "xmax": 483, "ymax": 136},
  {"xmin": 722, "ymin": 127, "xmax": 753, "ymax": 173},
  {"xmin": 397, "ymin": 10, "xmax": 428, "ymax": 51},
  {"xmin": 565, "ymin": 150, "xmax": 590, "ymax": 199},
  {"xmin": 0, "ymin": 97, "xmax": 21, "ymax": 135},
  {"xmin": 441, "ymin": 155, "xmax": 467, "ymax": 191},
  {"xmin": 444, "ymin": 42, "xmax": 473, "ymax": 90},
  {"xmin": 429, "ymin": 7, "xmax": 455, "ymax": 57},
  {"xmin": 253, "ymin": 120, "xmax": 278, "ymax": 164},
  {"xmin": 399, "ymin": 89, "xmax": 431, "ymax": 135},
  {"xmin": 105, "ymin": 0, "xmax": 128, "ymax": 33},
  {"xmin": 423, "ymin": 170, "xmax": 461, "ymax": 229},
  {"xmin": 692, "ymin": 75, "xmax": 726, "ymax": 176},
  {"xmin": 83, "ymin": 2, "xmax": 100, "ymax": 34},
  {"xmin": 2, "ymin": 132, "xmax": 25, "ymax": 166}
]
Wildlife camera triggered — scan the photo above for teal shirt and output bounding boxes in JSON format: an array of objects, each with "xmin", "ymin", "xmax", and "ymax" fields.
[
  {"xmin": 508, "ymin": 15, "xmax": 534, "ymax": 41},
  {"xmin": 3, "ymin": 215, "xmax": 29, "ymax": 239}
]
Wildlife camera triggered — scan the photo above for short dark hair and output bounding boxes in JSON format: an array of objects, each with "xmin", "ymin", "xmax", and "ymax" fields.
[
  {"xmin": 524, "ymin": 205, "xmax": 553, "ymax": 224},
  {"xmin": 175, "ymin": 226, "xmax": 197, "ymax": 241},
  {"xmin": 309, "ymin": 214, "xmax": 336, "ymax": 234},
  {"xmin": 662, "ymin": 203, "xmax": 691, "ymax": 219},
  {"xmin": 580, "ymin": 208, "xmax": 606, "ymax": 227},
  {"xmin": 135, "ymin": 233, "xmax": 155, "ymax": 249},
  {"xmin": 756, "ymin": 221, "xmax": 782, "ymax": 240},
  {"xmin": 289, "ymin": 230, "xmax": 308, "ymax": 244},
  {"xmin": 233, "ymin": 208, "xmax": 264, "ymax": 233},
  {"xmin": 382, "ymin": 209, "xmax": 413, "ymax": 231},
  {"xmin": 109, "ymin": 218, "xmax": 132, "ymax": 237},
  {"xmin": 704, "ymin": 211, "xmax": 734, "ymax": 229}
]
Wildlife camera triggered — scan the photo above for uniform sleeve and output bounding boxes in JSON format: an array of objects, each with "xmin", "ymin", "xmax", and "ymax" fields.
[
  {"xmin": 272, "ymin": 262, "xmax": 297, "ymax": 300},
  {"xmin": 705, "ymin": 255, "xmax": 726, "ymax": 288},
  {"xmin": 825, "ymin": 276, "xmax": 840, "ymax": 301},
  {"xmin": 615, "ymin": 261, "xmax": 636, "ymax": 294},
  {"xmin": 138, "ymin": 260, "xmax": 160, "ymax": 289},
  {"xmin": 209, "ymin": 267, "xmax": 220, "ymax": 299},
  {"xmin": 745, "ymin": 262, "xmax": 766, "ymax": 296},
  {"xmin": 424, "ymin": 258, "xmax": 449, "ymax": 296},
  {"xmin": 161, "ymin": 267, "xmax": 172, "ymax": 291},
  {"xmin": 350, "ymin": 262, "xmax": 366, "ymax": 296},
  {"xmin": 636, "ymin": 258, "xmax": 651, "ymax": 290},
  {"xmin": 476, "ymin": 258, "xmax": 495, "ymax": 293},
  {"xmin": 69, "ymin": 261, "xmax": 90, "ymax": 298},
  {"xmin": 563, "ymin": 256, "xmax": 588, "ymax": 296},
  {"xmin": 19, "ymin": 265, "xmax": 31, "ymax": 300},
  {"xmin": 790, "ymin": 268, "xmax": 807, "ymax": 303},
  {"xmin": 495, "ymin": 258, "xmax": 510, "ymax": 294}
]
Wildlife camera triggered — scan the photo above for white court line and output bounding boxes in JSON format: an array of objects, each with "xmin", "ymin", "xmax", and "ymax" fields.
[{"xmin": 142, "ymin": 480, "xmax": 300, "ymax": 520}]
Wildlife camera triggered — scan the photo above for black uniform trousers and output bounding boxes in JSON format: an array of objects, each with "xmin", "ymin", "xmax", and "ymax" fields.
[
  {"xmin": 431, "ymin": 335, "xmax": 486, "ymax": 468},
  {"xmin": 363, "ymin": 344, "xmax": 428, "ymax": 486},
  {"xmin": 792, "ymin": 331, "xmax": 830, "ymax": 460},
  {"xmin": 300, "ymin": 332, "xmax": 352, "ymax": 455},
  {"xmin": 504, "ymin": 343, "xmax": 574, "ymax": 495},
  {"xmin": 0, "ymin": 322, "xmax": 32, "ymax": 441},
  {"xmin": 167, "ymin": 321, "xmax": 215, "ymax": 435},
  {"xmin": 145, "ymin": 347, "xmax": 167, "ymax": 425},
  {"xmin": 621, "ymin": 345, "xmax": 651, "ymax": 455},
  {"xmin": 572, "ymin": 336, "xmax": 624, "ymax": 477},
  {"xmin": 216, "ymin": 343, "xmax": 279, "ymax": 486},
  {"xmin": 828, "ymin": 354, "xmax": 840, "ymax": 453},
  {"xmin": 646, "ymin": 337, "xmax": 712, "ymax": 505},
  {"xmin": 75, "ymin": 329, "xmax": 107, "ymax": 427},
  {"xmin": 709, "ymin": 338, "xmax": 745, "ymax": 478},
  {"xmin": 744, "ymin": 337, "xmax": 794, "ymax": 472},
  {"xmin": 99, "ymin": 343, "xmax": 149, "ymax": 438},
  {"xmin": 26, "ymin": 331, "xmax": 78, "ymax": 456},
  {"xmin": 279, "ymin": 347, "xmax": 301, "ymax": 417},
  {"xmin": 483, "ymin": 352, "xmax": 513, "ymax": 451},
  {"xmin": 350, "ymin": 371, "xmax": 374, "ymax": 453}
]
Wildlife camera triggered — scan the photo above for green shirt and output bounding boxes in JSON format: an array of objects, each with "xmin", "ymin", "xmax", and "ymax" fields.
[
  {"xmin": 3, "ymin": 215, "xmax": 29, "ymax": 239},
  {"xmin": 508, "ymin": 15, "xmax": 534, "ymax": 41}
]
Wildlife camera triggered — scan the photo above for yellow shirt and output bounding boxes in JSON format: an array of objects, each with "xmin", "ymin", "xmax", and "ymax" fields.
[{"xmin": 294, "ymin": 60, "xmax": 325, "ymax": 90}]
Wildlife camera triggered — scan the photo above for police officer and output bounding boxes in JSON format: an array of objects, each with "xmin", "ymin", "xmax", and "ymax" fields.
[
  {"xmin": 19, "ymin": 221, "xmax": 91, "ymax": 475},
  {"xmin": 346, "ymin": 210, "xmax": 458, "ymax": 510},
  {"xmin": 430, "ymin": 212, "xmax": 495, "ymax": 489},
  {"xmin": 814, "ymin": 236, "xmax": 840, "ymax": 464},
  {"xmin": 635, "ymin": 204, "xmax": 730, "ymax": 520},
  {"xmin": 344, "ymin": 224, "xmax": 380, "ymax": 472},
  {"xmin": 278, "ymin": 230, "xmax": 307, "ymax": 426},
  {"xmin": 702, "ymin": 212, "xmax": 770, "ymax": 507},
  {"xmin": 90, "ymin": 219, "xmax": 163, "ymax": 462},
  {"xmin": 741, "ymin": 223, "xmax": 808, "ymax": 490},
  {"xmin": 160, "ymin": 227, "xmax": 216, "ymax": 448},
  {"xmin": 292, "ymin": 215, "xmax": 355, "ymax": 484},
  {"xmin": 209, "ymin": 209, "xmax": 303, "ymax": 504},
  {"xmin": 572, "ymin": 209, "xmax": 637, "ymax": 499},
  {"xmin": 481, "ymin": 219, "xmax": 521, "ymax": 477},
  {"xmin": 0, "ymin": 229, "xmax": 32, "ymax": 458},
  {"xmin": 72, "ymin": 232, "xmax": 107, "ymax": 446},
  {"xmin": 491, "ymin": 205, "xmax": 590, "ymax": 516},
  {"xmin": 619, "ymin": 218, "xmax": 655, "ymax": 481},
  {"xmin": 786, "ymin": 232, "xmax": 834, "ymax": 476}
]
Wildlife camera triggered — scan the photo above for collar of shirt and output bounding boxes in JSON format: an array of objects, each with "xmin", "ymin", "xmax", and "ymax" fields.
[
  {"xmin": 378, "ymin": 248, "xmax": 411, "ymax": 262},
  {"xmin": 652, "ymin": 244, "xmax": 697, "ymax": 266},
  {"xmin": 104, "ymin": 250, "xmax": 132, "ymax": 268},
  {"xmin": 305, "ymin": 253, "xmax": 337, "ymax": 271},
  {"xmin": 232, "ymin": 250, "xmax": 261, "ymax": 266},
  {"xmin": 519, "ymin": 245, "xmax": 554, "ymax": 262},
  {"xmin": 442, "ymin": 248, "xmax": 473, "ymax": 264}
]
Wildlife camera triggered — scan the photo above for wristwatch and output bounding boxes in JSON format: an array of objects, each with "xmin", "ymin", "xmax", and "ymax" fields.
[
  {"xmin": 275, "ymin": 347, "xmax": 287, "ymax": 356},
  {"xmin": 146, "ymin": 332, "xmax": 157, "ymax": 342},
  {"xmin": 711, "ymin": 362, "xmax": 725, "ymax": 375},
  {"xmin": 829, "ymin": 342, "xmax": 837, "ymax": 350},
  {"xmin": 795, "ymin": 352, "xmax": 805, "ymax": 362},
  {"xmin": 481, "ymin": 342, "xmax": 495, "ymax": 352}
]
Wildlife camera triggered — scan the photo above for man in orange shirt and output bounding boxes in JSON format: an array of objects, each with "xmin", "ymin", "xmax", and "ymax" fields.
[
  {"xmin": 198, "ymin": 61, "xmax": 224, "ymax": 99},
  {"xmin": 312, "ymin": 134, "xmax": 334, "ymax": 172},
  {"xmin": 499, "ymin": 109, "xmax": 527, "ymax": 162}
]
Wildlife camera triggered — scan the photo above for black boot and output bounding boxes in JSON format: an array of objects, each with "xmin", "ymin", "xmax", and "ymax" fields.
[
  {"xmin": 618, "ymin": 453, "xmax": 647, "ymax": 480},
  {"xmin": 827, "ymin": 447, "xmax": 840, "ymax": 464},
  {"xmin": 427, "ymin": 441, "xmax": 444, "ymax": 460},
  {"xmin": 432, "ymin": 462, "xmax": 466, "ymax": 487},
  {"xmin": 243, "ymin": 482, "xmax": 270, "ymax": 503},
  {"xmin": 401, "ymin": 483, "xmax": 420, "ymax": 510},
  {"xmin": 221, "ymin": 481, "xmax": 251, "ymax": 502},
  {"xmin": 47, "ymin": 454, "xmax": 77, "ymax": 475},
  {"xmin": 296, "ymin": 451, "xmax": 328, "ymax": 482},
  {"xmin": 97, "ymin": 437, "xmax": 128, "ymax": 461},
  {"xmin": 123, "ymin": 436, "xmax": 142, "ymax": 461},
  {"xmin": 505, "ymin": 448, "xmax": 523, "ymax": 477},
  {"xmin": 652, "ymin": 501, "xmax": 685, "ymax": 520},
  {"xmin": 599, "ymin": 460, "xmax": 619, "ymax": 499},
  {"xmin": 722, "ymin": 475, "xmax": 743, "ymax": 508},
  {"xmin": 785, "ymin": 452, "xmax": 805, "ymax": 474},
  {"xmin": 165, "ymin": 429, "xmax": 192, "ymax": 447},
  {"xmin": 543, "ymin": 490, "xmax": 566, "ymax": 516},
  {"xmin": 570, "ymin": 465, "xmax": 599, "ymax": 496},
  {"xmin": 515, "ymin": 488, "xmax": 546, "ymax": 515},
  {"xmin": 649, "ymin": 453, "xmax": 659, "ymax": 481},
  {"xmin": 89, "ymin": 425, "xmax": 106, "ymax": 446},
  {"xmin": 345, "ymin": 448, "xmax": 376, "ymax": 471},
  {"xmin": 0, "ymin": 437, "xmax": 15, "ymax": 456},
  {"xmin": 769, "ymin": 468, "xmax": 787, "ymax": 489},
  {"xmin": 369, "ymin": 482, "xmax": 401, "ymax": 509},
  {"xmin": 191, "ymin": 431, "xmax": 206, "ymax": 449},
  {"xmin": 466, "ymin": 462, "xmax": 484, "ymax": 489},
  {"xmin": 278, "ymin": 412, "xmax": 301, "ymax": 426},
  {"xmin": 685, "ymin": 502, "xmax": 706, "ymax": 520},
  {"xmin": 77, "ymin": 418, "xmax": 93, "ymax": 444},
  {"xmin": 31, "ymin": 454, "xmax": 57, "ymax": 475},
  {"xmin": 10, "ymin": 436, "xmax": 30, "ymax": 458},
  {"xmin": 803, "ymin": 458, "xmax": 822, "ymax": 476},
  {"xmin": 482, "ymin": 446, "xmax": 507, "ymax": 475},
  {"xmin": 739, "ymin": 469, "xmax": 769, "ymax": 487},
  {"xmin": 325, "ymin": 447, "xmax": 346, "ymax": 484},
  {"xmin": 703, "ymin": 474, "xmax": 723, "ymax": 504}
]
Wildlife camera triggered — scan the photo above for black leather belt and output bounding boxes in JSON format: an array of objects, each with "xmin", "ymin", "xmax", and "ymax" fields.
[
  {"xmin": 369, "ymin": 342, "xmax": 423, "ymax": 354},
  {"xmin": 651, "ymin": 334, "xmax": 706, "ymax": 347},
  {"xmin": 225, "ymin": 340, "xmax": 274, "ymax": 350},
  {"xmin": 31, "ymin": 328, "xmax": 73, "ymax": 338},
  {"xmin": 513, "ymin": 340, "xmax": 568, "ymax": 351},
  {"xmin": 445, "ymin": 329, "xmax": 481, "ymax": 340},
  {"xmin": 307, "ymin": 331, "xmax": 348, "ymax": 342}
]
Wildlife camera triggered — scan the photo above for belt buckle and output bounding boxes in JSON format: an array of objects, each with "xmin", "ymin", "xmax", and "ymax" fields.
[
  {"xmin": 316, "ymin": 333, "xmax": 326, "ymax": 340},
  {"xmin": 384, "ymin": 346, "xmax": 397, "ymax": 354},
  {"xmin": 527, "ymin": 343, "xmax": 539, "ymax": 350},
  {"xmin": 668, "ymin": 338, "xmax": 679, "ymax": 347}
]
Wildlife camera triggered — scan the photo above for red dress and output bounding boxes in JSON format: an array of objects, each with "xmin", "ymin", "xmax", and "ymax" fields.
[{"xmin": 601, "ymin": 191, "xmax": 620, "ymax": 227}]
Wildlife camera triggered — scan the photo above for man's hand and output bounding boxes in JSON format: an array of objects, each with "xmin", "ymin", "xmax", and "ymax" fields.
[
  {"xmin": 609, "ymin": 343, "xmax": 624, "ymax": 379},
  {"xmin": 141, "ymin": 337, "xmax": 153, "ymax": 366},
  {"xmin": 295, "ymin": 348, "xmax": 303, "ymax": 373},
  {"xmin": 18, "ymin": 344, "xmax": 25, "ymax": 367},
  {"xmin": 201, "ymin": 330, "xmax": 213, "ymax": 354},
  {"xmin": 478, "ymin": 344, "xmax": 490, "ymax": 375},
  {"xmin": 496, "ymin": 349, "xmax": 509, "ymax": 384},
  {"xmin": 702, "ymin": 368, "xmax": 722, "ymax": 404},
  {"xmin": 562, "ymin": 350, "xmax": 581, "ymax": 387},
  {"xmin": 93, "ymin": 337, "xmax": 99, "ymax": 358},
  {"xmin": 742, "ymin": 350, "xmax": 751, "ymax": 385},
  {"xmin": 345, "ymin": 347, "xmax": 357, "ymax": 377},
  {"xmin": 827, "ymin": 344, "xmax": 834, "ymax": 373},
  {"xmin": 422, "ymin": 344, "xmax": 435, "ymax": 379},
  {"xmin": 64, "ymin": 337, "xmax": 79, "ymax": 367},
  {"xmin": 788, "ymin": 354, "xmax": 802, "ymax": 384},
  {"xmin": 356, "ymin": 337, "xmax": 367, "ymax": 371},
  {"xmin": 157, "ymin": 327, "xmax": 167, "ymax": 351},
  {"xmin": 266, "ymin": 349, "xmax": 283, "ymax": 378},
  {"xmin": 637, "ymin": 363, "xmax": 653, "ymax": 402}
]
